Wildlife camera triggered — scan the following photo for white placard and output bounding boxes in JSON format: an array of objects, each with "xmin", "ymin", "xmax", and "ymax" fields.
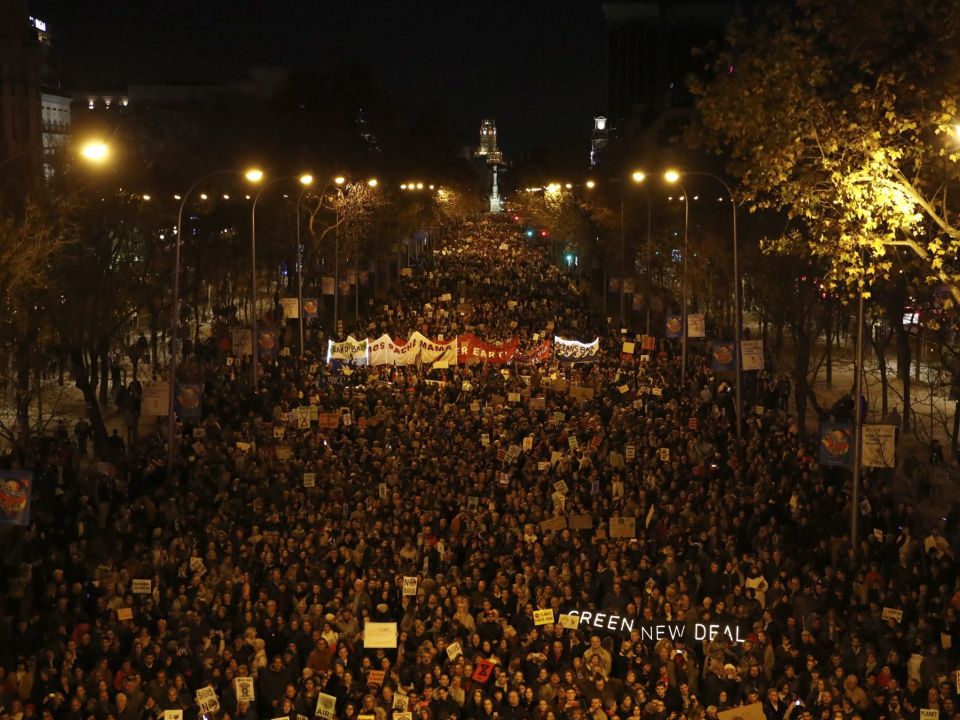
[
  {"xmin": 402, "ymin": 577, "xmax": 418, "ymax": 597},
  {"xmin": 687, "ymin": 314, "xmax": 705, "ymax": 338},
  {"xmin": 235, "ymin": 677, "xmax": 256, "ymax": 703},
  {"xmin": 131, "ymin": 579, "xmax": 152, "ymax": 594},
  {"xmin": 881, "ymin": 607, "xmax": 903, "ymax": 623},
  {"xmin": 315, "ymin": 693, "xmax": 337, "ymax": 720},
  {"xmin": 741, "ymin": 339, "xmax": 764, "ymax": 370},
  {"xmin": 364, "ymin": 621, "xmax": 398, "ymax": 648},
  {"xmin": 862, "ymin": 424, "xmax": 896, "ymax": 468}
]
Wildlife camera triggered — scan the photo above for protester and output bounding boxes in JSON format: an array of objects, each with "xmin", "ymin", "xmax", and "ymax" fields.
[{"xmin": 0, "ymin": 217, "xmax": 956, "ymax": 720}]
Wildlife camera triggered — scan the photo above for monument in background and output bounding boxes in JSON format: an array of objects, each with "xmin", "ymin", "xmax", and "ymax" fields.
[{"xmin": 473, "ymin": 119, "xmax": 503, "ymax": 213}]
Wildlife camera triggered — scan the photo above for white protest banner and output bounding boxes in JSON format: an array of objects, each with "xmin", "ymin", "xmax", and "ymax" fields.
[
  {"xmin": 235, "ymin": 677, "xmax": 255, "ymax": 703},
  {"xmin": 554, "ymin": 336, "xmax": 600, "ymax": 363},
  {"xmin": 316, "ymin": 693, "xmax": 337, "ymax": 720},
  {"xmin": 402, "ymin": 577, "xmax": 418, "ymax": 597},
  {"xmin": 862, "ymin": 424, "xmax": 896, "ymax": 468},
  {"xmin": 881, "ymin": 607, "xmax": 903, "ymax": 623},
  {"xmin": 131, "ymin": 579, "xmax": 152, "ymax": 595},
  {"xmin": 625, "ymin": 444, "xmax": 636, "ymax": 460},
  {"xmin": 327, "ymin": 336, "xmax": 370, "ymax": 365},
  {"xmin": 687, "ymin": 314, "xmax": 705, "ymax": 338},
  {"xmin": 364, "ymin": 621, "xmax": 397, "ymax": 648},
  {"xmin": 163, "ymin": 712, "xmax": 182, "ymax": 720},
  {"xmin": 741, "ymin": 339, "xmax": 764, "ymax": 370},
  {"xmin": 447, "ymin": 641, "xmax": 463, "ymax": 661}
]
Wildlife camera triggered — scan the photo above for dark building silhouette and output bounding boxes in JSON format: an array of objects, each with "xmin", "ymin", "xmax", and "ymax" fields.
[
  {"xmin": 0, "ymin": 0, "xmax": 42, "ymax": 186},
  {"xmin": 603, "ymin": 0, "xmax": 732, "ymax": 134}
]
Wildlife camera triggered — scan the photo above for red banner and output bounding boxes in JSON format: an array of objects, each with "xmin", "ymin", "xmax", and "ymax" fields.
[{"xmin": 457, "ymin": 334, "xmax": 520, "ymax": 364}]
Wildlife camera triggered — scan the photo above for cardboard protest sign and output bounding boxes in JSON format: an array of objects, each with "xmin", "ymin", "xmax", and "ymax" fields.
[
  {"xmin": 610, "ymin": 451, "xmax": 625, "ymax": 469},
  {"xmin": 862, "ymin": 424, "xmax": 896, "ymax": 468},
  {"xmin": 472, "ymin": 659, "xmax": 495, "ymax": 683},
  {"xmin": 554, "ymin": 480, "xmax": 569, "ymax": 495},
  {"xmin": 625, "ymin": 444, "xmax": 636, "ymax": 460},
  {"xmin": 523, "ymin": 436, "xmax": 533, "ymax": 451},
  {"xmin": 364, "ymin": 621, "xmax": 397, "ymax": 648},
  {"xmin": 717, "ymin": 702, "xmax": 764, "ymax": 720},
  {"xmin": 622, "ymin": 341, "xmax": 636, "ymax": 354},
  {"xmin": 393, "ymin": 695, "xmax": 409, "ymax": 712},
  {"xmin": 163, "ymin": 712, "xmax": 182, "ymax": 720},
  {"xmin": 195, "ymin": 686, "xmax": 220, "ymax": 714},
  {"xmin": 303, "ymin": 473, "xmax": 316, "ymax": 488},
  {"xmin": 539, "ymin": 516, "xmax": 567, "ymax": 533},
  {"xmin": 559, "ymin": 614, "xmax": 580, "ymax": 629},
  {"xmin": 447, "ymin": 642, "xmax": 463, "ymax": 661},
  {"xmin": 881, "ymin": 607, "xmax": 903, "ymax": 623},
  {"xmin": 920, "ymin": 710, "xmax": 939, "ymax": 720},
  {"xmin": 131, "ymin": 579, "xmax": 152, "ymax": 594},
  {"xmin": 610, "ymin": 516, "xmax": 636, "ymax": 538},
  {"xmin": 315, "ymin": 693, "xmax": 337, "ymax": 720},
  {"xmin": 117, "ymin": 608, "xmax": 133, "ymax": 621},
  {"xmin": 533, "ymin": 608, "xmax": 555, "ymax": 626},
  {"xmin": 569, "ymin": 515, "xmax": 593, "ymax": 530},
  {"xmin": 317, "ymin": 413, "xmax": 339, "ymax": 429},
  {"xmin": 367, "ymin": 670, "xmax": 386, "ymax": 687},
  {"xmin": 402, "ymin": 577, "xmax": 418, "ymax": 597},
  {"xmin": 659, "ymin": 448, "xmax": 670, "ymax": 462},
  {"xmin": 568, "ymin": 435, "xmax": 579, "ymax": 450},
  {"xmin": 235, "ymin": 677, "xmax": 255, "ymax": 703}
]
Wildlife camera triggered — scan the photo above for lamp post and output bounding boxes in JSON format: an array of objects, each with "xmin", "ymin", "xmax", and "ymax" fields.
[
  {"xmin": 295, "ymin": 175, "xmax": 315, "ymax": 357},
  {"xmin": 667, "ymin": 170, "xmax": 743, "ymax": 438},
  {"xmin": 664, "ymin": 172, "xmax": 690, "ymax": 382},
  {"xmin": 168, "ymin": 167, "xmax": 263, "ymax": 479}
]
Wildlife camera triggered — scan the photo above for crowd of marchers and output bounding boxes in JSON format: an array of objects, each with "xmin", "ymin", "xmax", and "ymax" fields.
[{"xmin": 1, "ymin": 217, "xmax": 958, "ymax": 720}]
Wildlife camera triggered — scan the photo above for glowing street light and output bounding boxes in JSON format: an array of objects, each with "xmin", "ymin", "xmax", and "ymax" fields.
[
  {"xmin": 142, "ymin": 194, "xmax": 151, "ymax": 201},
  {"xmin": 400, "ymin": 184, "xmax": 408, "ymax": 190},
  {"xmin": 585, "ymin": 180, "xmax": 596, "ymax": 189},
  {"xmin": 368, "ymin": 178, "xmax": 378, "ymax": 187},
  {"xmin": 664, "ymin": 169, "xmax": 681, "ymax": 184},
  {"xmin": 299, "ymin": 174, "xmax": 314, "ymax": 186},
  {"xmin": 416, "ymin": 182, "xmax": 423, "ymax": 189},
  {"xmin": 632, "ymin": 170, "xmax": 646, "ymax": 184},
  {"xmin": 80, "ymin": 139, "xmax": 110, "ymax": 164},
  {"xmin": 334, "ymin": 176, "xmax": 346, "ymax": 185},
  {"xmin": 245, "ymin": 168, "xmax": 264, "ymax": 183}
]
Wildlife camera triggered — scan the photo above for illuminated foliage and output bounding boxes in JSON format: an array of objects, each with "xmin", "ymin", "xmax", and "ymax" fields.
[{"xmin": 692, "ymin": 0, "xmax": 960, "ymax": 306}]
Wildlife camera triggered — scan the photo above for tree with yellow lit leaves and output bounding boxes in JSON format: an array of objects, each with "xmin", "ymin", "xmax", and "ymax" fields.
[{"xmin": 692, "ymin": 0, "xmax": 960, "ymax": 306}]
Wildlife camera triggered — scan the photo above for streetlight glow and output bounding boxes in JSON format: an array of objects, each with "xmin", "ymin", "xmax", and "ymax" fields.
[
  {"xmin": 664, "ymin": 169, "xmax": 681, "ymax": 184},
  {"xmin": 199, "ymin": 193, "xmax": 208, "ymax": 200},
  {"xmin": 80, "ymin": 140, "xmax": 110, "ymax": 163},
  {"xmin": 334, "ymin": 176, "xmax": 346, "ymax": 185},
  {"xmin": 416, "ymin": 182, "xmax": 423, "ymax": 189},
  {"xmin": 142, "ymin": 194, "xmax": 151, "ymax": 201},
  {"xmin": 400, "ymin": 184, "xmax": 408, "ymax": 190},
  {"xmin": 367, "ymin": 178, "xmax": 378, "ymax": 187},
  {"xmin": 245, "ymin": 168, "xmax": 264, "ymax": 183},
  {"xmin": 632, "ymin": 171, "xmax": 646, "ymax": 183},
  {"xmin": 586, "ymin": 180, "xmax": 596, "ymax": 189},
  {"xmin": 565, "ymin": 183, "xmax": 572, "ymax": 189},
  {"xmin": 299, "ymin": 174, "xmax": 314, "ymax": 186},
  {"xmin": 223, "ymin": 194, "xmax": 230, "ymax": 200}
]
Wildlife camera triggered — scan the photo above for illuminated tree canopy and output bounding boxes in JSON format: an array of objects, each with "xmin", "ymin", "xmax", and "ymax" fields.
[{"xmin": 692, "ymin": 0, "xmax": 960, "ymax": 305}]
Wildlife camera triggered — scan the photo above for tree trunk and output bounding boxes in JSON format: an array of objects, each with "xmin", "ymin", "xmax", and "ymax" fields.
[
  {"xmin": 792, "ymin": 326, "xmax": 811, "ymax": 437},
  {"xmin": 149, "ymin": 304, "xmax": 160, "ymax": 375},
  {"xmin": 825, "ymin": 299, "xmax": 833, "ymax": 389},
  {"xmin": 71, "ymin": 349, "xmax": 109, "ymax": 457},
  {"xmin": 98, "ymin": 348, "xmax": 109, "ymax": 406},
  {"xmin": 897, "ymin": 324, "xmax": 912, "ymax": 433},
  {"xmin": 13, "ymin": 325, "xmax": 38, "ymax": 455}
]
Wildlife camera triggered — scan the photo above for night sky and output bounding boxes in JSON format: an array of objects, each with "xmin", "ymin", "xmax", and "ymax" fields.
[{"xmin": 31, "ymin": 0, "xmax": 608, "ymax": 156}]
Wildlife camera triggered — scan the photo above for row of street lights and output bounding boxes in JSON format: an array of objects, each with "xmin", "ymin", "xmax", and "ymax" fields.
[
  {"xmin": 540, "ymin": 169, "xmax": 743, "ymax": 439},
  {"xmin": 76, "ymin": 139, "xmax": 441, "ymax": 478}
]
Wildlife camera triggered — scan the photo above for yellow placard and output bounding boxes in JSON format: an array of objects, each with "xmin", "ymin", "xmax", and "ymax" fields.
[
  {"xmin": 559, "ymin": 614, "xmax": 580, "ymax": 630},
  {"xmin": 533, "ymin": 609, "xmax": 555, "ymax": 626}
]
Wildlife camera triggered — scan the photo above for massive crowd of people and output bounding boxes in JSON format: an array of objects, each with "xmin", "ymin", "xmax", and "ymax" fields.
[{"xmin": 1, "ymin": 217, "xmax": 958, "ymax": 720}]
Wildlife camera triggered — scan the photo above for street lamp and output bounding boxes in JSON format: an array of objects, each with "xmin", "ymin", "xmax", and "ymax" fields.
[
  {"xmin": 296, "ymin": 173, "xmax": 314, "ymax": 357},
  {"xmin": 664, "ymin": 170, "xmax": 690, "ymax": 383},
  {"xmin": 79, "ymin": 139, "xmax": 110, "ymax": 164},
  {"xmin": 666, "ymin": 169, "xmax": 743, "ymax": 438},
  {"xmin": 169, "ymin": 166, "xmax": 263, "ymax": 479}
]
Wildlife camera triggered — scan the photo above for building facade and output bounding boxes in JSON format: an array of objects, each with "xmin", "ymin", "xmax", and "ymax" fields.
[{"xmin": 0, "ymin": 0, "xmax": 42, "ymax": 185}]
